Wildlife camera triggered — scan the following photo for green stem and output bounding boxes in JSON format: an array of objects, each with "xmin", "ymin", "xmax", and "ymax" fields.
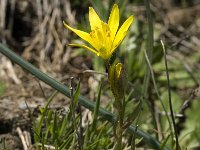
[
  {"xmin": 143, "ymin": 0, "xmax": 153, "ymax": 97},
  {"xmin": 114, "ymin": 98, "xmax": 125, "ymax": 150},
  {"xmin": 0, "ymin": 43, "xmax": 168, "ymax": 150},
  {"xmin": 69, "ymin": 78, "xmax": 78, "ymax": 149},
  {"xmin": 142, "ymin": 0, "xmax": 159, "ymax": 138},
  {"xmin": 161, "ymin": 41, "xmax": 180, "ymax": 150}
]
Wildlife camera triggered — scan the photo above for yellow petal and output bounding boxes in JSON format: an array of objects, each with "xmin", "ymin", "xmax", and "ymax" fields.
[
  {"xmin": 63, "ymin": 21, "xmax": 95, "ymax": 47},
  {"xmin": 116, "ymin": 63, "xmax": 123, "ymax": 79},
  {"xmin": 108, "ymin": 4, "xmax": 119, "ymax": 42},
  {"xmin": 113, "ymin": 15, "xmax": 134, "ymax": 51},
  {"xmin": 69, "ymin": 43, "xmax": 99, "ymax": 56},
  {"xmin": 89, "ymin": 7, "xmax": 102, "ymax": 31}
]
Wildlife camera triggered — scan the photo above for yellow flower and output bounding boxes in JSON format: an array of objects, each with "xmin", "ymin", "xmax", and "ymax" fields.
[{"xmin": 63, "ymin": 4, "xmax": 134, "ymax": 59}]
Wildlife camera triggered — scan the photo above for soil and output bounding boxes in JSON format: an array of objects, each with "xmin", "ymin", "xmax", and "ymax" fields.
[{"xmin": 0, "ymin": 0, "xmax": 200, "ymax": 149}]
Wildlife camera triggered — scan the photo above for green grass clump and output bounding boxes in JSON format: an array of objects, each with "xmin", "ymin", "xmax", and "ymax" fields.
[{"xmin": 32, "ymin": 86, "xmax": 113, "ymax": 150}]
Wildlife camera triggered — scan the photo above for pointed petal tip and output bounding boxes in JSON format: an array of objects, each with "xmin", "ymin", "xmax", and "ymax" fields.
[
  {"xmin": 68, "ymin": 43, "xmax": 98, "ymax": 55},
  {"xmin": 89, "ymin": 6, "xmax": 95, "ymax": 12},
  {"xmin": 124, "ymin": 15, "xmax": 134, "ymax": 27},
  {"xmin": 68, "ymin": 43, "xmax": 87, "ymax": 48},
  {"xmin": 129, "ymin": 15, "xmax": 134, "ymax": 23},
  {"xmin": 63, "ymin": 20, "xmax": 66, "ymax": 26},
  {"xmin": 63, "ymin": 20, "xmax": 67, "ymax": 25},
  {"xmin": 113, "ymin": 4, "xmax": 118, "ymax": 8},
  {"xmin": 112, "ymin": 15, "xmax": 134, "ymax": 52},
  {"xmin": 68, "ymin": 43, "xmax": 75, "ymax": 46},
  {"xmin": 112, "ymin": 4, "xmax": 119, "ymax": 14},
  {"xmin": 108, "ymin": 3, "xmax": 120, "ymax": 41},
  {"xmin": 63, "ymin": 21, "xmax": 70, "ymax": 29}
]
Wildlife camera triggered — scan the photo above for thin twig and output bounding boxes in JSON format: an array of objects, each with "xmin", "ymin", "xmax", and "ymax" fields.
[
  {"xmin": 182, "ymin": 62, "xmax": 199, "ymax": 85},
  {"xmin": 179, "ymin": 86, "xmax": 200, "ymax": 114},
  {"xmin": 23, "ymin": 131, "xmax": 32, "ymax": 148},
  {"xmin": 36, "ymin": 143, "xmax": 55, "ymax": 149},
  {"xmin": 16, "ymin": 127, "xmax": 28, "ymax": 150},
  {"xmin": 161, "ymin": 40, "xmax": 180, "ymax": 150},
  {"xmin": 83, "ymin": 70, "xmax": 108, "ymax": 76},
  {"xmin": 34, "ymin": 78, "xmax": 47, "ymax": 99}
]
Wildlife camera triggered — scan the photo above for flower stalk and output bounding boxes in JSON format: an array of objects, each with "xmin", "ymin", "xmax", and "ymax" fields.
[{"xmin": 108, "ymin": 60, "xmax": 127, "ymax": 149}]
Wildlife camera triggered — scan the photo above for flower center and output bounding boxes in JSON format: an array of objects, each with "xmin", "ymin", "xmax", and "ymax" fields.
[{"xmin": 90, "ymin": 21, "xmax": 112, "ymax": 53}]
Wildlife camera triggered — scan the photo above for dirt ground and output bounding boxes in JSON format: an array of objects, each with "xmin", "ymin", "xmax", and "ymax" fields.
[{"xmin": 0, "ymin": 0, "xmax": 200, "ymax": 149}]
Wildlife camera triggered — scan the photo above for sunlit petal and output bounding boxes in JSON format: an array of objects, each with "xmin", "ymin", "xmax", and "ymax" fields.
[
  {"xmin": 108, "ymin": 4, "xmax": 119, "ymax": 42},
  {"xmin": 112, "ymin": 15, "xmax": 134, "ymax": 52},
  {"xmin": 69, "ymin": 43, "xmax": 99, "ymax": 55},
  {"xmin": 116, "ymin": 63, "xmax": 123, "ymax": 79},
  {"xmin": 89, "ymin": 7, "xmax": 102, "ymax": 31},
  {"xmin": 63, "ymin": 21, "xmax": 94, "ymax": 46}
]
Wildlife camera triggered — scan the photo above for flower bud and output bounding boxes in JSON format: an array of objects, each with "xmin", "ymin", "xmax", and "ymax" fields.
[{"xmin": 108, "ymin": 61, "xmax": 127, "ymax": 101}]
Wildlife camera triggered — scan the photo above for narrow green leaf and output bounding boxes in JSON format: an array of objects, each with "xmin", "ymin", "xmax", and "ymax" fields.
[
  {"xmin": 92, "ymin": 82, "xmax": 102, "ymax": 130},
  {"xmin": 160, "ymin": 135, "xmax": 170, "ymax": 150}
]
